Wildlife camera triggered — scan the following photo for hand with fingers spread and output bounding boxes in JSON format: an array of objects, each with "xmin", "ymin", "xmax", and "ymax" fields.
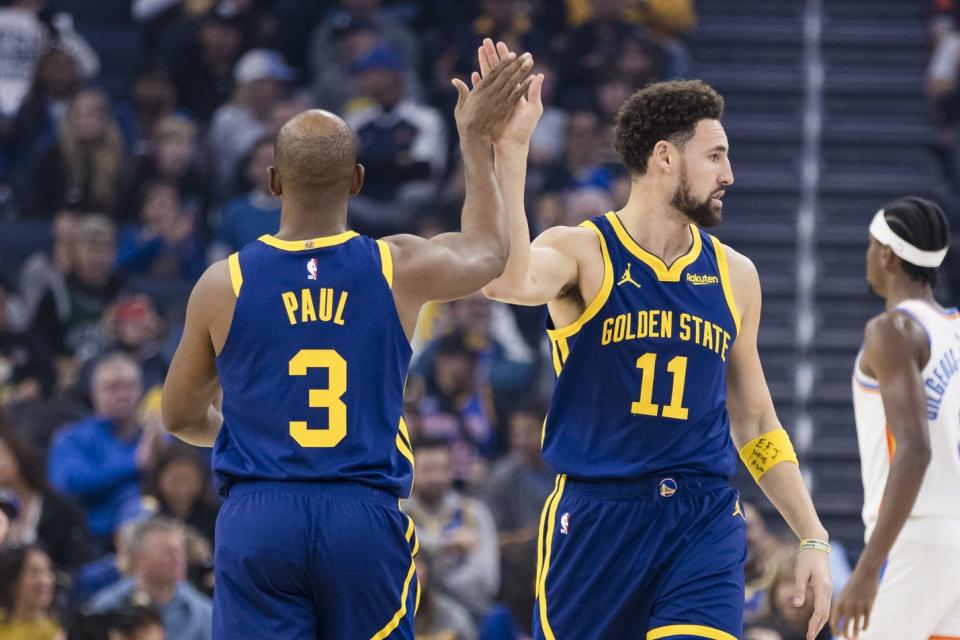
[
  {"xmin": 794, "ymin": 545, "xmax": 833, "ymax": 640},
  {"xmin": 830, "ymin": 565, "xmax": 879, "ymax": 639},
  {"xmin": 451, "ymin": 46, "xmax": 535, "ymax": 144},
  {"xmin": 471, "ymin": 38, "xmax": 544, "ymax": 148}
]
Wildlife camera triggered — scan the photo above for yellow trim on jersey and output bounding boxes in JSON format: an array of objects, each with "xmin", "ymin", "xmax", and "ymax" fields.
[
  {"xmin": 396, "ymin": 434, "xmax": 414, "ymax": 468},
  {"xmin": 536, "ymin": 474, "xmax": 566, "ymax": 640},
  {"xmin": 535, "ymin": 476, "xmax": 561, "ymax": 597},
  {"xmin": 258, "ymin": 230, "xmax": 358, "ymax": 251},
  {"xmin": 546, "ymin": 220, "xmax": 614, "ymax": 341},
  {"xmin": 227, "ymin": 252, "xmax": 243, "ymax": 297},
  {"xmin": 711, "ymin": 236, "xmax": 741, "ymax": 335},
  {"xmin": 606, "ymin": 212, "xmax": 702, "ymax": 282},
  {"xmin": 550, "ymin": 339, "xmax": 563, "ymax": 376},
  {"xmin": 557, "ymin": 337, "xmax": 569, "ymax": 363},
  {"xmin": 376, "ymin": 239, "xmax": 394, "ymax": 288},
  {"xmin": 369, "ymin": 556, "xmax": 416, "ymax": 640},
  {"xmin": 647, "ymin": 624, "xmax": 737, "ymax": 640}
]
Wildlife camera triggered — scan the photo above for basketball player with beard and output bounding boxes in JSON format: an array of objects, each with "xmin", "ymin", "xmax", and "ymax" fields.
[{"xmin": 476, "ymin": 38, "xmax": 832, "ymax": 640}]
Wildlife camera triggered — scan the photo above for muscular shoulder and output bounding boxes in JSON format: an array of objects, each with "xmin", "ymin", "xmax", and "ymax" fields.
[
  {"xmin": 535, "ymin": 224, "xmax": 602, "ymax": 259},
  {"xmin": 720, "ymin": 242, "xmax": 759, "ymax": 289},
  {"xmin": 864, "ymin": 311, "xmax": 928, "ymax": 360}
]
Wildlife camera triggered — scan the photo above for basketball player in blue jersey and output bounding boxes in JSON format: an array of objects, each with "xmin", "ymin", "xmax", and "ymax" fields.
[
  {"xmin": 160, "ymin": 49, "xmax": 539, "ymax": 640},
  {"xmin": 473, "ymin": 40, "xmax": 832, "ymax": 640}
]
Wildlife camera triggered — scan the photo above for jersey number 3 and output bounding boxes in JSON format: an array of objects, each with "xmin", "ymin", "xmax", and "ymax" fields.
[
  {"xmin": 288, "ymin": 349, "xmax": 347, "ymax": 447},
  {"xmin": 631, "ymin": 353, "xmax": 689, "ymax": 420}
]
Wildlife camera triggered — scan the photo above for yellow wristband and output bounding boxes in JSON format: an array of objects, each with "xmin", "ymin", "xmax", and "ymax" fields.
[
  {"xmin": 738, "ymin": 427, "xmax": 799, "ymax": 482},
  {"xmin": 800, "ymin": 538, "xmax": 831, "ymax": 554}
]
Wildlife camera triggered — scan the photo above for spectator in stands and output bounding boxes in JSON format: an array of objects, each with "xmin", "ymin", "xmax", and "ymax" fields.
[
  {"xmin": 542, "ymin": 109, "xmax": 616, "ymax": 195},
  {"xmin": 408, "ymin": 329, "xmax": 495, "ymax": 489},
  {"xmin": 0, "ymin": 277, "xmax": 55, "ymax": 405},
  {"xmin": 68, "ymin": 497, "xmax": 158, "ymax": 611},
  {"xmin": 345, "ymin": 45, "xmax": 446, "ymax": 236},
  {"xmin": 928, "ymin": 0, "xmax": 960, "ymax": 188},
  {"xmin": 81, "ymin": 295, "xmax": 170, "ymax": 394},
  {"xmin": 208, "ymin": 48, "xmax": 293, "ymax": 202},
  {"xmin": 118, "ymin": 181, "xmax": 205, "ymax": 281},
  {"xmin": 403, "ymin": 438, "xmax": 499, "ymax": 619},
  {"xmin": 115, "ymin": 65, "xmax": 179, "ymax": 156},
  {"xmin": 47, "ymin": 353, "xmax": 166, "ymax": 542},
  {"xmin": 88, "ymin": 517, "xmax": 211, "ymax": 640},
  {"xmin": 214, "ymin": 137, "xmax": 280, "ymax": 256},
  {"xmin": 477, "ymin": 542, "xmax": 537, "ymax": 640},
  {"xmin": 743, "ymin": 502, "xmax": 791, "ymax": 623},
  {"xmin": 309, "ymin": 0, "xmax": 421, "ymax": 114},
  {"xmin": 15, "ymin": 209, "xmax": 77, "ymax": 332},
  {"xmin": 170, "ymin": 9, "xmax": 243, "ymax": 123},
  {"xmin": 413, "ymin": 550, "xmax": 477, "ymax": 640},
  {"xmin": 123, "ymin": 115, "xmax": 209, "ymax": 228},
  {"xmin": 0, "ymin": 423, "xmax": 91, "ymax": 570},
  {"xmin": 0, "ymin": 494, "xmax": 12, "ymax": 544},
  {"xmin": 483, "ymin": 402, "xmax": 552, "ymax": 552},
  {"xmin": 0, "ymin": 0, "xmax": 98, "ymax": 118},
  {"xmin": 745, "ymin": 550, "xmax": 832, "ymax": 640},
  {"xmin": 66, "ymin": 603, "xmax": 163, "ymax": 640},
  {"xmin": 0, "ymin": 544, "xmax": 60, "ymax": 640},
  {"xmin": 32, "ymin": 214, "xmax": 124, "ymax": 361},
  {"xmin": 21, "ymin": 89, "xmax": 124, "ymax": 218},
  {"xmin": 147, "ymin": 446, "xmax": 217, "ymax": 552},
  {"xmin": 6, "ymin": 47, "xmax": 81, "ymax": 180}
]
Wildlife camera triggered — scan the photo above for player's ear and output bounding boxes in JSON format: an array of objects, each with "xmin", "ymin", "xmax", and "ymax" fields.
[
  {"xmin": 652, "ymin": 140, "xmax": 673, "ymax": 174},
  {"xmin": 350, "ymin": 164, "xmax": 365, "ymax": 196},
  {"xmin": 268, "ymin": 166, "xmax": 282, "ymax": 197}
]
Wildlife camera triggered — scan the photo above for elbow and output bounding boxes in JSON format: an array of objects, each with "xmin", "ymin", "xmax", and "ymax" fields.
[{"xmin": 898, "ymin": 439, "xmax": 932, "ymax": 470}]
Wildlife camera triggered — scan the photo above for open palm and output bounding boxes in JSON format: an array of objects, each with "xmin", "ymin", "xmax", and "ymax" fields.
[{"xmin": 472, "ymin": 38, "xmax": 544, "ymax": 147}]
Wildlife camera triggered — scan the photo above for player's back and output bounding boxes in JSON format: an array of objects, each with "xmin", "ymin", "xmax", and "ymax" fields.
[
  {"xmin": 542, "ymin": 212, "xmax": 741, "ymax": 480},
  {"xmin": 853, "ymin": 299, "xmax": 960, "ymax": 533},
  {"xmin": 212, "ymin": 231, "xmax": 414, "ymax": 497}
]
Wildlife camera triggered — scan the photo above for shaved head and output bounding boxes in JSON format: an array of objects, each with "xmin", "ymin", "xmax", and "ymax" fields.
[{"xmin": 274, "ymin": 110, "xmax": 358, "ymax": 195}]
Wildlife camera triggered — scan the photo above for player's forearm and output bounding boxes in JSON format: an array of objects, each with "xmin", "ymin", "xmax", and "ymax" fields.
[
  {"xmin": 856, "ymin": 442, "xmax": 930, "ymax": 574},
  {"xmin": 756, "ymin": 462, "xmax": 830, "ymax": 541},
  {"xmin": 458, "ymin": 138, "xmax": 508, "ymax": 271},
  {"xmin": 163, "ymin": 405, "xmax": 223, "ymax": 447},
  {"xmin": 483, "ymin": 143, "xmax": 533, "ymax": 300}
]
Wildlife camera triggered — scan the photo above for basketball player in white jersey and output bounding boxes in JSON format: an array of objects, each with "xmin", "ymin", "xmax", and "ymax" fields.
[{"xmin": 831, "ymin": 196, "xmax": 960, "ymax": 640}]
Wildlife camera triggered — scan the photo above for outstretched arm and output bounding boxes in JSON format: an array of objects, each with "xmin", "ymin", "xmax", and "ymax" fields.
[
  {"xmin": 831, "ymin": 313, "xmax": 930, "ymax": 639},
  {"xmin": 383, "ymin": 49, "xmax": 535, "ymax": 335},
  {"xmin": 724, "ymin": 246, "xmax": 832, "ymax": 640},
  {"xmin": 467, "ymin": 39, "xmax": 579, "ymax": 307}
]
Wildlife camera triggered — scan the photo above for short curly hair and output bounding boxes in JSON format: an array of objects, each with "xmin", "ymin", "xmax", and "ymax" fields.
[{"xmin": 613, "ymin": 80, "xmax": 725, "ymax": 175}]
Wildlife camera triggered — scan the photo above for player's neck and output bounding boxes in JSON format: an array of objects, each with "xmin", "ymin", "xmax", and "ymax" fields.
[
  {"xmin": 275, "ymin": 201, "xmax": 349, "ymax": 240},
  {"xmin": 882, "ymin": 277, "xmax": 935, "ymax": 311},
  {"xmin": 617, "ymin": 186, "xmax": 694, "ymax": 262}
]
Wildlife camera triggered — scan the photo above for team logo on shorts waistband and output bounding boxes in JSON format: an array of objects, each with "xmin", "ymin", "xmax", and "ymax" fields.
[
  {"xmin": 659, "ymin": 478, "xmax": 678, "ymax": 498},
  {"xmin": 560, "ymin": 512, "xmax": 570, "ymax": 535}
]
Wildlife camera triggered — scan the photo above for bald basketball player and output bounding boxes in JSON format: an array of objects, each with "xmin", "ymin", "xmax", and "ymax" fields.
[{"xmin": 161, "ymin": 50, "xmax": 536, "ymax": 640}]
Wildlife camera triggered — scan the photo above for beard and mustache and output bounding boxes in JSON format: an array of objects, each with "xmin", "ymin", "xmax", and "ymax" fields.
[{"xmin": 670, "ymin": 164, "xmax": 722, "ymax": 228}]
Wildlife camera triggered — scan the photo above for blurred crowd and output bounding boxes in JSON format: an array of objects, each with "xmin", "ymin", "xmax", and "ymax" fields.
[{"xmin": 0, "ymin": 1, "xmax": 846, "ymax": 639}]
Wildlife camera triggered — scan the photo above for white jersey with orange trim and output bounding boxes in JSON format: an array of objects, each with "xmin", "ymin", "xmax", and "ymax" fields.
[{"xmin": 852, "ymin": 299, "xmax": 960, "ymax": 543}]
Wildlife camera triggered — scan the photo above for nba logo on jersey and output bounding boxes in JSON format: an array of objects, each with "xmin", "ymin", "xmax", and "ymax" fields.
[
  {"xmin": 306, "ymin": 258, "xmax": 318, "ymax": 280},
  {"xmin": 659, "ymin": 478, "xmax": 677, "ymax": 498},
  {"xmin": 560, "ymin": 512, "xmax": 570, "ymax": 535}
]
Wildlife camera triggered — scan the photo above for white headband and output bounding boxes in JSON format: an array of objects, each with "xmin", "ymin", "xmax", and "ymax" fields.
[{"xmin": 869, "ymin": 209, "xmax": 948, "ymax": 268}]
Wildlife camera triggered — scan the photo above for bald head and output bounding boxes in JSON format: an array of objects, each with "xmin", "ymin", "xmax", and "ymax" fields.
[{"xmin": 273, "ymin": 110, "xmax": 358, "ymax": 195}]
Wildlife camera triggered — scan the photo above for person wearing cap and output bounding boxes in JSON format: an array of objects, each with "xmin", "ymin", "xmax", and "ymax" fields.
[
  {"xmin": 208, "ymin": 48, "xmax": 294, "ymax": 203},
  {"xmin": 345, "ymin": 44, "xmax": 446, "ymax": 236},
  {"xmin": 831, "ymin": 197, "xmax": 960, "ymax": 640}
]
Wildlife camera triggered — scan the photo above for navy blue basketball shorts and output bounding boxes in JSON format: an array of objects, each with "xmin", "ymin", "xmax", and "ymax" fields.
[
  {"xmin": 533, "ymin": 474, "xmax": 747, "ymax": 640},
  {"xmin": 213, "ymin": 481, "xmax": 419, "ymax": 640}
]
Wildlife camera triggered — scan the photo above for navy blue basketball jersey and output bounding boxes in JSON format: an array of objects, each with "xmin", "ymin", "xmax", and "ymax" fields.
[
  {"xmin": 543, "ymin": 212, "xmax": 741, "ymax": 479},
  {"xmin": 212, "ymin": 231, "xmax": 414, "ymax": 497}
]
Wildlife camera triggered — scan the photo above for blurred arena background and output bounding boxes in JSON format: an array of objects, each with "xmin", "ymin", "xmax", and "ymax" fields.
[{"xmin": 0, "ymin": 0, "xmax": 955, "ymax": 638}]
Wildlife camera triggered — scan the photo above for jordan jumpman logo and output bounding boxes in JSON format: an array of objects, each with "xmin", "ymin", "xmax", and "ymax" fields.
[{"xmin": 617, "ymin": 263, "xmax": 641, "ymax": 288}]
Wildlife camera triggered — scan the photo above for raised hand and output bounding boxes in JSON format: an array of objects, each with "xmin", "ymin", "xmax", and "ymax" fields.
[
  {"xmin": 451, "ymin": 46, "xmax": 535, "ymax": 144},
  {"xmin": 472, "ymin": 38, "xmax": 544, "ymax": 148}
]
